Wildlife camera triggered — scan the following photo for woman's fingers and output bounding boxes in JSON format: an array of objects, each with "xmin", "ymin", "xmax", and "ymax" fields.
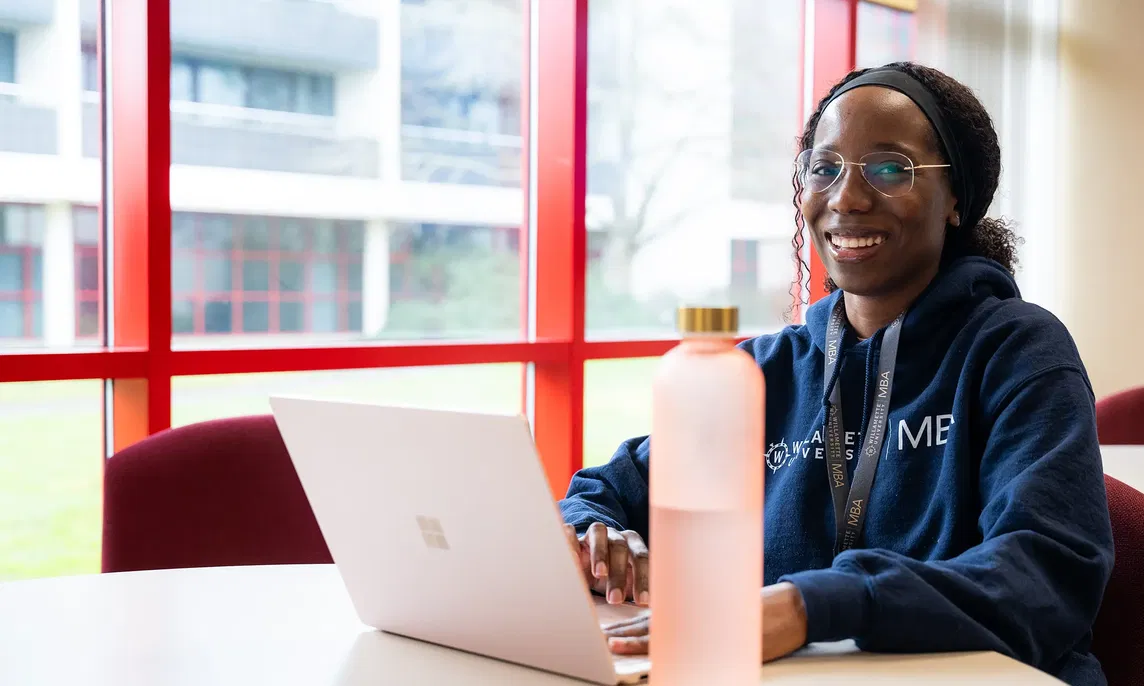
[
  {"xmin": 606, "ymin": 531, "xmax": 630, "ymax": 604},
  {"xmin": 621, "ymin": 530, "xmax": 650, "ymax": 606},
  {"xmin": 585, "ymin": 522, "xmax": 610, "ymax": 580},
  {"xmin": 608, "ymin": 635, "xmax": 650, "ymax": 655}
]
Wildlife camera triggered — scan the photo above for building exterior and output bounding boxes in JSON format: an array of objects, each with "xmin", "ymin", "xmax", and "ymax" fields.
[{"xmin": 0, "ymin": 0, "xmax": 916, "ymax": 346}]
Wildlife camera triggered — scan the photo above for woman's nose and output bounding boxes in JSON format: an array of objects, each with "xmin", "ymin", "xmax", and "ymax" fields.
[{"xmin": 826, "ymin": 164, "xmax": 874, "ymax": 214}]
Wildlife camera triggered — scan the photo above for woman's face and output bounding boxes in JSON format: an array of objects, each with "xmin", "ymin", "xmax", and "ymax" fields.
[{"xmin": 799, "ymin": 86, "xmax": 958, "ymax": 297}]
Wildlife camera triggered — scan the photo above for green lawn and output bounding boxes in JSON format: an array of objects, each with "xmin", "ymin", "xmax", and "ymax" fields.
[{"xmin": 0, "ymin": 359, "xmax": 658, "ymax": 582}]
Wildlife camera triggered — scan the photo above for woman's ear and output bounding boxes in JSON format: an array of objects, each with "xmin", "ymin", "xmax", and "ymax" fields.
[{"xmin": 949, "ymin": 210, "xmax": 961, "ymax": 227}]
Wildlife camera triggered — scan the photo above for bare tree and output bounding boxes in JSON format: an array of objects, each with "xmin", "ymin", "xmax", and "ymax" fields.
[
  {"xmin": 402, "ymin": 0, "xmax": 800, "ymax": 296},
  {"xmin": 585, "ymin": 0, "xmax": 745, "ymax": 292}
]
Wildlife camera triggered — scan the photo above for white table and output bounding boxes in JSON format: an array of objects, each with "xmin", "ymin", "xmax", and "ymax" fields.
[
  {"xmin": 0, "ymin": 564, "xmax": 1061, "ymax": 685},
  {"xmin": 1102, "ymin": 444, "xmax": 1144, "ymax": 492}
]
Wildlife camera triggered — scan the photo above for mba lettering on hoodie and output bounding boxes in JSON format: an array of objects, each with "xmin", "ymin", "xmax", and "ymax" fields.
[
  {"xmin": 765, "ymin": 413, "xmax": 955, "ymax": 473},
  {"xmin": 898, "ymin": 413, "xmax": 955, "ymax": 450}
]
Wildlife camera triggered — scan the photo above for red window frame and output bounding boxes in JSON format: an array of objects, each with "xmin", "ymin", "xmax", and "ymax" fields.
[{"xmin": 0, "ymin": 0, "xmax": 863, "ymax": 495}]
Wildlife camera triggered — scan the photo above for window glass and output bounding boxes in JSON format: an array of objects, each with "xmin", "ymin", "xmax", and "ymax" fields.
[
  {"xmin": 197, "ymin": 62, "xmax": 246, "ymax": 107},
  {"xmin": 172, "ymin": 256, "xmax": 195, "ymax": 293},
  {"xmin": 171, "ymin": 58, "xmax": 195, "ymax": 102},
  {"xmin": 242, "ymin": 260, "xmax": 270, "ymax": 292},
  {"xmin": 279, "ymin": 302, "xmax": 304, "ymax": 332},
  {"xmin": 0, "ymin": 32, "xmax": 14, "ymax": 84},
  {"xmin": 0, "ymin": 302, "xmax": 22, "ymax": 338},
  {"xmin": 81, "ymin": 45, "xmax": 98, "ymax": 92},
  {"xmin": 242, "ymin": 302, "xmax": 270, "ymax": 332},
  {"xmin": 300, "ymin": 74, "xmax": 335, "ymax": 116},
  {"xmin": 312, "ymin": 262, "xmax": 338, "ymax": 295},
  {"xmin": 202, "ymin": 258, "xmax": 232, "ymax": 292},
  {"xmin": 279, "ymin": 261, "xmax": 305, "ymax": 292},
  {"xmin": 0, "ymin": 254, "xmax": 22, "ymax": 291},
  {"xmin": 311, "ymin": 301, "xmax": 337, "ymax": 333},
  {"xmin": 247, "ymin": 67, "xmax": 296, "ymax": 112},
  {"xmin": 203, "ymin": 301, "xmax": 233, "ymax": 333},
  {"xmin": 0, "ymin": 381, "xmax": 103, "ymax": 581},
  {"xmin": 170, "ymin": 1, "xmax": 525, "ymax": 345}
]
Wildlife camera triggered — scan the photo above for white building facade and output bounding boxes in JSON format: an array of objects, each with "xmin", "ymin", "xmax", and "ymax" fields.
[{"xmin": 0, "ymin": 0, "xmax": 918, "ymax": 346}]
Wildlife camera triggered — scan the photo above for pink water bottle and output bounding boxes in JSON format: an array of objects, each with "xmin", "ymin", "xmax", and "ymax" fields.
[{"xmin": 649, "ymin": 306, "xmax": 764, "ymax": 685}]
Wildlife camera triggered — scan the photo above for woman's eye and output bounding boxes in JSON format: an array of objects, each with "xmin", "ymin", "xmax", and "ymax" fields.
[
  {"xmin": 870, "ymin": 162, "xmax": 908, "ymax": 176},
  {"xmin": 810, "ymin": 163, "xmax": 840, "ymax": 177}
]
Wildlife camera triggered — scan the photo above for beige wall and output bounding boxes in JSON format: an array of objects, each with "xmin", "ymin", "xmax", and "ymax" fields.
[{"xmin": 1058, "ymin": 0, "xmax": 1144, "ymax": 398}]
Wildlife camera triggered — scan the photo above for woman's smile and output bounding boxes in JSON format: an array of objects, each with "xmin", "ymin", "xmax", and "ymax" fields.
[{"xmin": 824, "ymin": 230, "xmax": 889, "ymax": 263}]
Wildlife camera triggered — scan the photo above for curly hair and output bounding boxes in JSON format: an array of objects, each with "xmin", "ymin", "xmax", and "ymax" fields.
[{"xmin": 790, "ymin": 62, "xmax": 1022, "ymax": 297}]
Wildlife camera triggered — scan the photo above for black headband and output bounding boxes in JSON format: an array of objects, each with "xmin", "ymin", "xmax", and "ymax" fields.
[{"xmin": 822, "ymin": 68, "xmax": 974, "ymax": 227}]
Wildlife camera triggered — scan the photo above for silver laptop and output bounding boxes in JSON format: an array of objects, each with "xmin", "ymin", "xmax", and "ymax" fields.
[{"xmin": 270, "ymin": 396, "xmax": 651, "ymax": 685}]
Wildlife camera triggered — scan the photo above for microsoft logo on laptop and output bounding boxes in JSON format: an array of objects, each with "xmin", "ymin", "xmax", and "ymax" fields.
[{"xmin": 416, "ymin": 515, "xmax": 450, "ymax": 551}]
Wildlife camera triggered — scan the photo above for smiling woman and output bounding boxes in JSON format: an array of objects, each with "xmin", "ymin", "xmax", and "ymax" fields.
[
  {"xmin": 557, "ymin": 60, "xmax": 1113, "ymax": 684},
  {"xmin": 793, "ymin": 63, "xmax": 1021, "ymax": 332}
]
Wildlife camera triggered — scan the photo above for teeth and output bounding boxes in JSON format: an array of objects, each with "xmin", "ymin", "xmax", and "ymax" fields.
[{"xmin": 830, "ymin": 235, "xmax": 885, "ymax": 249}]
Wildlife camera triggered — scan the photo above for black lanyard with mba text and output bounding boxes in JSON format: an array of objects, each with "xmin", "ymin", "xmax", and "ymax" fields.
[{"xmin": 823, "ymin": 299, "xmax": 904, "ymax": 556}]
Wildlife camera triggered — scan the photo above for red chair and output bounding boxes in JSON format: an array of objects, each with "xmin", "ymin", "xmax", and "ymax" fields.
[
  {"xmin": 1093, "ymin": 475, "xmax": 1144, "ymax": 686},
  {"xmin": 1097, "ymin": 386, "xmax": 1144, "ymax": 445},
  {"xmin": 102, "ymin": 415, "xmax": 332, "ymax": 573}
]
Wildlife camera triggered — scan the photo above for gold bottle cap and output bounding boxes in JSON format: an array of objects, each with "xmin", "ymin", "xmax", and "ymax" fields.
[{"xmin": 676, "ymin": 306, "xmax": 739, "ymax": 336}]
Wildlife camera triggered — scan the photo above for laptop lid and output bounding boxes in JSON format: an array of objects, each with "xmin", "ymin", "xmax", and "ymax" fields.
[{"xmin": 269, "ymin": 396, "xmax": 623, "ymax": 685}]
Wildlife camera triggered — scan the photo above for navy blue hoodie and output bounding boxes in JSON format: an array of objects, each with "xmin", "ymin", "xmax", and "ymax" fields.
[{"xmin": 560, "ymin": 257, "xmax": 1114, "ymax": 685}]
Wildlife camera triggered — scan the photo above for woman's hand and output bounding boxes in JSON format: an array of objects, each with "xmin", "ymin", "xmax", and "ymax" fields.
[
  {"xmin": 602, "ymin": 582, "xmax": 809, "ymax": 662},
  {"xmin": 564, "ymin": 522, "xmax": 650, "ymax": 606}
]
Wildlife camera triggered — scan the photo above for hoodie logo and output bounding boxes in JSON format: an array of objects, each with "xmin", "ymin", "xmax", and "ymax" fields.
[
  {"xmin": 765, "ymin": 413, "xmax": 954, "ymax": 474},
  {"xmin": 766, "ymin": 442, "xmax": 790, "ymax": 472},
  {"xmin": 898, "ymin": 414, "xmax": 955, "ymax": 450}
]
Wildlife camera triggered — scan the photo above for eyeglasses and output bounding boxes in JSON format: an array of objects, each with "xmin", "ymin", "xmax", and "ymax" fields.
[{"xmin": 794, "ymin": 149, "xmax": 950, "ymax": 198}]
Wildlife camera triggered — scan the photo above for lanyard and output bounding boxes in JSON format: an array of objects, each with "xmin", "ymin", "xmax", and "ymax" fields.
[{"xmin": 823, "ymin": 299, "xmax": 904, "ymax": 556}]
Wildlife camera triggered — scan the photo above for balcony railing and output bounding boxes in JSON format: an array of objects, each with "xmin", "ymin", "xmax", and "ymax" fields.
[
  {"xmin": 169, "ymin": 100, "xmax": 338, "ymax": 137},
  {"xmin": 400, "ymin": 124, "xmax": 522, "ymax": 188}
]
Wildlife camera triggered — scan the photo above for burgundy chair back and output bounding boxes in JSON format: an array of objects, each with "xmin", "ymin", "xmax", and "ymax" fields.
[
  {"xmin": 1097, "ymin": 386, "xmax": 1144, "ymax": 445},
  {"xmin": 102, "ymin": 414, "xmax": 332, "ymax": 573},
  {"xmin": 1093, "ymin": 475, "xmax": 1144, "ymax": 686}
]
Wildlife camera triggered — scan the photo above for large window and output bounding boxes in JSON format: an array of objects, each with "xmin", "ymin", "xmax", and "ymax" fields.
[{"xmin": 3, "ymin": 0, "xmax": 971, "ymax": 583}]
